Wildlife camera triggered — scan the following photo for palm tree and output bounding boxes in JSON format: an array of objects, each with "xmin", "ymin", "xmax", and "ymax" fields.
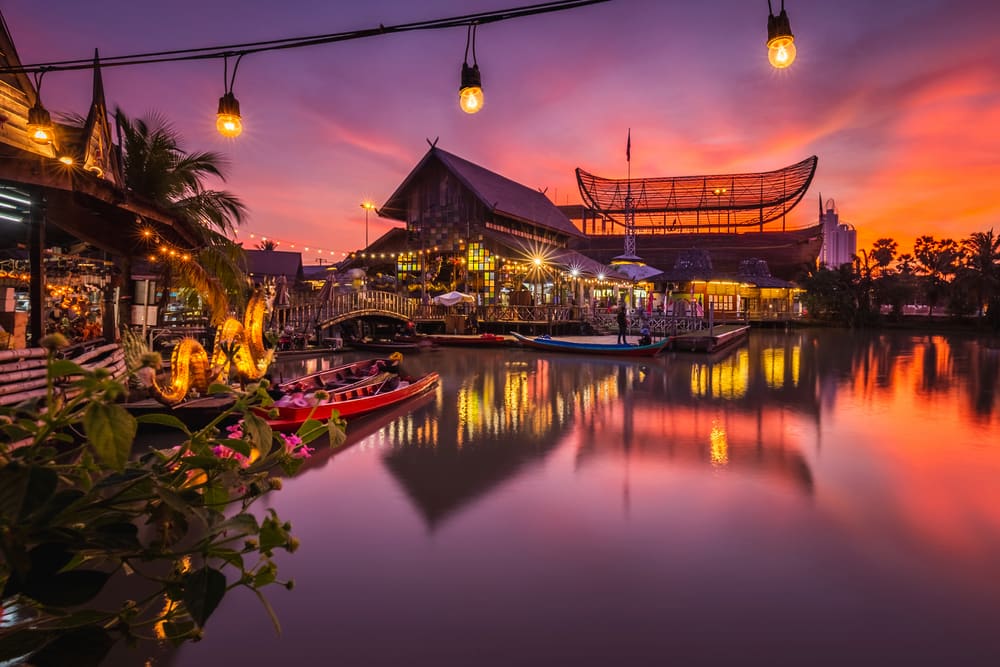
[
  {"xmin": 116, "ymin": 110, "xmax": 248, "ymax": 324},
  {"xmin": 959, "ymin": 229, "xmax": 1000, "ymax": 324},
  {"xmin": 257, "ymin": 240, "xmax": 278, "ymax": 251}
]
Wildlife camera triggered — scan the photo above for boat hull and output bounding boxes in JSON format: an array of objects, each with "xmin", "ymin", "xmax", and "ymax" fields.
[
  {"xmin": 266, "ymin": 372, "xmax": 439, "ymax": 432},
  {"xmin": 510, "ymin": 332, "xmax": 670, "ymax": 357},
  {"xmin": 428, "ymin": 334, "xmax": 509, "ymax": 347}
]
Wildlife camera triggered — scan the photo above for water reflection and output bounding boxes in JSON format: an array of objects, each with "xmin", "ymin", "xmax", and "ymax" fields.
[
  {"xmin": 277, "ymin": 330, "xmax": 999, "ymax": 524},
  {"xmin": 153, "ymin": 329, "xmax": 1000, "ymax": 667}
]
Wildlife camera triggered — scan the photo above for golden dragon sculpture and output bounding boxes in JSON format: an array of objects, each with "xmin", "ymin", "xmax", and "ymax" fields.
[{"xmin": 151, "ymin": 290, "xmax": 275, "ymax": 405}]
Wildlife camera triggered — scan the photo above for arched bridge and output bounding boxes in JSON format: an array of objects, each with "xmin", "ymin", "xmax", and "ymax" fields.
[{"xmin": 272, "ymin": 291, "xmax": 416, "ymax": 331}]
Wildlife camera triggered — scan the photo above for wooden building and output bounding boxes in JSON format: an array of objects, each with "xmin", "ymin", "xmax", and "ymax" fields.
[
  {"xmin": 351, "ymin": 145, "xmax": 630, "ymax": 307},
  {"xmin": 0, "ymin": 13, "xmax": 201, "ymax": 347}
]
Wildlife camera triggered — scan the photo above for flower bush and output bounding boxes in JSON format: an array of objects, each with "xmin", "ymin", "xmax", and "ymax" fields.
[{"xmin": 0, "ymin": 344, "xmax": 345, "ymax": 665}]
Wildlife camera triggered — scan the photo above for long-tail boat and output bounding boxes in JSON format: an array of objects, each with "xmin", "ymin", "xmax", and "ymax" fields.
[
  {"xmin": 510, "ymin": 332, "xmax": 670, "ymax": 358},
  {"xmin": 265, "ymin": 371, "xmax": 439, "ymax": 432}
]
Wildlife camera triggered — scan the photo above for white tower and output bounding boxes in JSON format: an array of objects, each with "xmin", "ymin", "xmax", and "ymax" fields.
[{"xmin": 818, "ymin": 196, "xmax": 856, "ymax": 269}]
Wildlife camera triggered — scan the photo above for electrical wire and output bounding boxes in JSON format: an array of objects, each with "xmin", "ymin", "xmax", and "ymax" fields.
[{"xmin": 0, "ymin": 0, "xmax": 609, "ymax": 75}]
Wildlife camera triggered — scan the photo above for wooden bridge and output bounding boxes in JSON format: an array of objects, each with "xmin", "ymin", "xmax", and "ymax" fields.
[{"xmin": 269, "ymin": 290, "xmax": 712, "ymax": 338}]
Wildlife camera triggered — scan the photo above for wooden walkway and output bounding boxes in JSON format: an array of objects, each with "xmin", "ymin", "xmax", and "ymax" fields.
[{"xmin": 669, "ymin": 325, "xmax": 750, "ymax": 352}]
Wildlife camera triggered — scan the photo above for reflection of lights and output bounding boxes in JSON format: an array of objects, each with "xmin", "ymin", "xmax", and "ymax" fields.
[
  {"xmin": 153, "ymin": 555, "xmax": 190, "ymax": 640},
  {"xmin": 710, "ymin": 420, "xmax": 729, "ymax": 467},
  {"xmin": 762, "ymin": 348, "xmax": 785, "ymax": 388},
  {"xmin": 762, "ymin": 345, "xmax": 802, "ymax": 388},
  {"xmin": 691, "ymin": 350, "xmax": 749, "ymax": 399}
]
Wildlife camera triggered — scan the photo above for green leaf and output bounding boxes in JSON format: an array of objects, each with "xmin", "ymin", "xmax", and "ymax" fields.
[
  {"xmin": 208, "ymin": 548, "xmax": 244, "ymax": 570},
  {"xmin": 327, "ymin": 418, "xmax": 348, "ymax": 449},
  {"xmin": 216, "ymin": 437, "xmax": 251, "ymax": 457},
  {"xmin": 241, "ymin": 410, "xmax": 273, "ymax": 458},
  {"xmin": 83, "ymin": 403, "xmax": 137, "ymax": 471},
  {"xmin": 160, "ymin": 620, "xmax": 197, "ymax": 646},
  {"xmin": 258, "ymin": 516, "xmax": 286, "ymax": 554},
  {"xmin": 207, "ymin": 382, "xmax": 236, "ymax": 395},
  {"xmin": 29, "ymin": 626, "xmax": 114, "ymax": 667},
  {"xmin": 20, "ymin": 466, "xmax": 59, "ymax": 521},
  {"xmin": 182, "ymin": 567, "xmax": 227, "ymax": 627},
  {"xmin": 253, "ymin": 563, "xmax": 276, "ymax": 587},
  {"xmin": 0, "ymin": 629, "xmax": 53, "ymax": 662},
  {"xmin": 0, "ymin": 464, "xmax": 58, "ymax": 522},
  {"xmin": 295, "ymin": 418, "xmax": 327, "ymax": 444},
  {"xmin": 215, "ymin": 512, "xmax": 259, "ymax": 536},
  {"xmin": 136, "ymin": 413, "xmax": 191, "ymax": 433},
  {"xmin": 47, "ymin": 359, "xmax": 85, "ymax": 379},
  {"xmin": 0, "ymin": 463, "xmax": 28, "ymax": 519},
  {"xmin": 23, "ymin": 570, "xmax": 111, "ymax": 607},
  {"xmin": 203, "ymin": 483, "xmax": 229, "ymax": 508},
  {"xmin": 92, "ymin": 522, "xmax": 141, "ymax": 551}
]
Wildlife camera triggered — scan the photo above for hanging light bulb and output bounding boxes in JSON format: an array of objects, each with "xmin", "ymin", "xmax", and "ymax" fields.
[
  {"xmin": 27, "ymin": 72, "xmax": 55, "ymax": 145},
  {"xmin": 216, "ymin": 92, "xmax": 243, "ymax": 137},
  {"xmin": 27, "ymin": 102, "xmax": 54, "ymax": 145},
  {"xmin": 766, "ymin": 1, "xmax": 796, "ymax": 69},
  {"xmin": 459, "ymin": 24, "xmax": 484, "ymax": 114},
  {"xmin": 216, "ymin": 54, "xmax": 245, "ymax": 137}
]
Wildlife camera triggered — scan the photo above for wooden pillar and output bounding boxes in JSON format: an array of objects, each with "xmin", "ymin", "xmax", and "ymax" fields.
[{"xmin": 28, "ymin": 190, "xmax": 45, "ymax": 346}]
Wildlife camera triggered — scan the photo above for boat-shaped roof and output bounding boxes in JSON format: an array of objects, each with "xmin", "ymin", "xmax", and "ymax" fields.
[{"xmin": 576, "ymin": 155, "xmax": 817, "ymax": 232}]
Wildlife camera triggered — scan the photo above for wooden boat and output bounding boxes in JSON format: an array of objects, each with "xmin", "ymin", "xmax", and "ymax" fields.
[
  {"xmin": 265, "ymin": 371, "xmax": 439, "ymax": 432},
  {"xmin": 275, "ymin": 356, "xmax": 394, "ymax": 393},
  {"xmin": 510, "ymin": 332, "xmax": 671, "ymax": 358},
  {"xmin": 427, "ymin": 333, "xmax": 510, "ymax": 347}
]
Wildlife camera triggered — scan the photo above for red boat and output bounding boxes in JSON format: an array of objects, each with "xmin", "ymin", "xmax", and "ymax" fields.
[
  {"xmin": 265, "ymin": 371, "xmax": 439, "ymax": 432},
  {"xmin": 275, "ymin": 356, "xmax": 396, "ymax": 393},
  {"xmin": 427, "ymin": 333, "xmax": 510, "ymax": 347}
]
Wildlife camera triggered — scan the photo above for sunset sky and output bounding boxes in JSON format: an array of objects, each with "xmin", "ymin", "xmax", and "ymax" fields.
[{"xmin": 5, "ymin": 0, "xmax": 999, "ymax": 263}]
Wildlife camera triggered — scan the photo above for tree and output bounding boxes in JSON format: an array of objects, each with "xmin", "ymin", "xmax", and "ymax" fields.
[
  {"xmin": 913, "ymin": 236, "xmax": 960, "ymax": 316},
  {"xmin": 958, "ymin": 228, "xmax": 1000, "ymax": 325},
  {"xmin": 257, "ymin": 239, "xmax": 278, "ymax": 251},
  {"xmin": 116, "ymin": 110, "xmax": 249, "ymax": 324}
]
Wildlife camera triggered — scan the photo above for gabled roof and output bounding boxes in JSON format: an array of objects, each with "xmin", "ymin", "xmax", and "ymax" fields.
[
  {"xmin": 80, "ymin": 50, "xmax": 119, "ymax": 185},
  {"xmin": 381, "ymin": 146, "xmax": 584, "ymax": 239},
  {"xmin": 245, "ymin": 249, "xmax": 303, "ymax": 282}
]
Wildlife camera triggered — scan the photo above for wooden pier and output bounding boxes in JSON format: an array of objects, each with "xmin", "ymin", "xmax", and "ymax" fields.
[{"xmin": 669, "ymin": 324, "xmax": 750, "ymax": 353}]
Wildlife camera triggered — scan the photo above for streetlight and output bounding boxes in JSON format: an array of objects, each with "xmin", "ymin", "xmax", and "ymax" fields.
[
  {"xmin": 713, "ymin": 187, "xmax": 727, "ymax": 231},
  {"xmin": 361, "ymin": 201, "xmax": 376, "ymax": 249}
]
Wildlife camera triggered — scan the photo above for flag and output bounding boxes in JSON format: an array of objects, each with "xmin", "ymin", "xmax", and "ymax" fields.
[{"xmin": 626, "ymin": 128, "xmax": 631, "ymax": 162}]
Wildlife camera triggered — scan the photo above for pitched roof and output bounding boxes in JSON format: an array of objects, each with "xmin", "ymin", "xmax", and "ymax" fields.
[
  {"xmin": 381, "ymin": 146, "xmax": 584, "ymax": 239},
  {"xmin": 245, "ymin": 250, "xmax": 303, "ymax": 281}
]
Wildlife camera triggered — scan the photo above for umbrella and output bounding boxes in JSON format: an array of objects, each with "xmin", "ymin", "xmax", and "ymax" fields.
[
  {"xmin": 273, "ymin": 275, "xmax": 290, "ymax": 308},
  {"xmin": 316, "ymin": 274, "xmax": 338, "ymax": 305},
  {"xmin": 431, "ymin": 291, "xmax": 475, "ymax": 306}
]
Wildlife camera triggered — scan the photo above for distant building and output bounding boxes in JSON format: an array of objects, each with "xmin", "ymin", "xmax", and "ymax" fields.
[
  {"xmin": 245, "ymin": 249, "xmax": 303, "ymax": 285},
  {"xmin": 818, "ymin": 197, "xmax": 856, "ymax": 269}
]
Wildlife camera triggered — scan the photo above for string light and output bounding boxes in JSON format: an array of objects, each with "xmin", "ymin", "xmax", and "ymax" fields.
[{"xmin": 2, "ymin": 2, "xmax": 611, "ymax": 127}]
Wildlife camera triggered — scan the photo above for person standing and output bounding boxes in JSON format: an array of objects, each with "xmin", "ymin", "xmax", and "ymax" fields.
[{"xmin": 616, "ymin": 305, "xmax": 628, "ymax": 345}]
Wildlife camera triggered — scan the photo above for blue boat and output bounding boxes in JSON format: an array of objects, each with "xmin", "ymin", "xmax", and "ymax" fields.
[{"xmin": 510, "ymin": 332, "xmax": 671, "ymax": 357}]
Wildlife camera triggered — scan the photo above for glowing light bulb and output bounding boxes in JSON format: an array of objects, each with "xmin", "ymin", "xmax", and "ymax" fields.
[
  {"xmin": 460, "ymin": 87, "xmax": 484, "ymax": 114},
  {"xmin": 768, "ymin": 37, "xmax": 796, "ymax": 69},
  {"xmin": 216, "ymin": 92, "xmax": 243, "ymax": 138}
]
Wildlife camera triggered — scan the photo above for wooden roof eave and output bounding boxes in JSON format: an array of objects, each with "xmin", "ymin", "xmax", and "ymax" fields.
[{"xmin": 0, "ymin": 147, "xmax": 202, "ymax": 251}]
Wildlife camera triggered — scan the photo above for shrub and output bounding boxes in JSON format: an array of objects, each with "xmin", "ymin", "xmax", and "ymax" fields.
[{"xmin": 0, "ymin": 349, "xmax": 345, "ymax": 665}]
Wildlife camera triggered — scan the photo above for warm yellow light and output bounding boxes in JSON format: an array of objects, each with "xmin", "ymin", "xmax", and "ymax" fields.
[
  {"xmin": 361, "ymin": 201, "xmax": 376, "ymax": 211},
  {"xmin": 459, "ymin": 86, "xmax": 484, "ymax": 114},
  {"xmin": 216, "ymin": 92, "xmax": 243, "ymax": 138},
  {"xmin": 767, "ymin": 37, "xmax": 796, "ymax": 69},
  {"xmin": 29, "ymin": 126, "xmax": 51, "ymax": 144},
  {"xmin": 58, "ymin": 156, "xmax": 74, "ymax": 166}
]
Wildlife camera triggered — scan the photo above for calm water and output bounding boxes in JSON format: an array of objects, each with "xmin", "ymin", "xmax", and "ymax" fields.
[{"xmin": 139, "ymin": 329, "xmax": 999, "ymax": 666}]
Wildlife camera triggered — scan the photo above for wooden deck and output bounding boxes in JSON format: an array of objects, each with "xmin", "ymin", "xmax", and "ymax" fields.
[{"xmin": 669, "ymin": 325, "xmax": 750, "ymax": 353}]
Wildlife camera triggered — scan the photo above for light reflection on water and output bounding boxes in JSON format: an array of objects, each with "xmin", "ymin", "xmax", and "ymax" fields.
[{"xmin": 140, "ymin": 329, "xmax": 1000, "ymax": 666}]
